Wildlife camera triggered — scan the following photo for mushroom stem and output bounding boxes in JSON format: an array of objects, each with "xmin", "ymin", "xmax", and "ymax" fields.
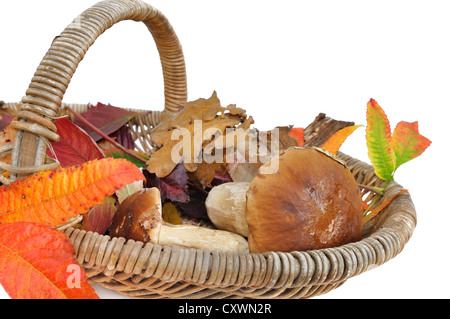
[
  {"xmin": 109, "ymin": 187, "xmax": 249, "ymax": 253},
  {"xmin": 158, "ymin": 224, "xmax": 249, "ymax": 253},
  {"xmin": 205, "ymin": 182, "xmax": 250, "ymax": 237}
]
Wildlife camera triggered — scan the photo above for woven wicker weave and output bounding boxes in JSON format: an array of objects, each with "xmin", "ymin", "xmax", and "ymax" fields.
[{"xmin": 1, "ymin": 0, "xmax": 416, "ymax": 299}]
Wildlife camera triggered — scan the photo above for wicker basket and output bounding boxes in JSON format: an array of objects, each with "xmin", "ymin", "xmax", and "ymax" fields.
[{"xmin": 0, "ymin": 0, "xmax": 416, "ymax": 299}]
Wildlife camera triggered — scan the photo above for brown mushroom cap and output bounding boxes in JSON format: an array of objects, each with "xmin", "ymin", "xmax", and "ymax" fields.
[
  {"xmin": 245, "ymin": 147, "xmax": 363, "ymax": 253},
  {"xmin": 109, "ymin": 188, "xmax": 163, "ymax": 243}
]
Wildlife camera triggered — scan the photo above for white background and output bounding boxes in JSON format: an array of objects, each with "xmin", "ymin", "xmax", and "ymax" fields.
[{"xmin": 0, "ymin": 0, "xmax": 448, "ymax": 299}]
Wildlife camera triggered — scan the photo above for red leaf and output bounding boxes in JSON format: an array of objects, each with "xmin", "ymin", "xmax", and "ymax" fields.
[
  {"xmin": 0, "ymin": 222, "xmax": 98, "ymax": 299},
  {"xmin": 392, "ymin": 121, "xmax": 431, "ymax": 169},
  {"xmin": 73, "ymin": 103, "xmax": 141, "ymax": 142},
  {"xmin": 0, "ymin": 114, "xmax": 13, "ymax": 131},
  {"xmin": 82, "ymin": 196, "xmax": 117, "ymax": 235},
  {"xmin": 47, "ymin": 118, "xmax": 105, "ymax": 167}
]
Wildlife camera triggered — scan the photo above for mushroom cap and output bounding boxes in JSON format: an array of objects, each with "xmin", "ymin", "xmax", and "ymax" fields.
[
  {"xmin": 245, "ymin": 147, "xmax": 363, "ymax": 253},
  {"xmin": 109, "ymin": 188, "xmax": 163, "ymax": 243}
]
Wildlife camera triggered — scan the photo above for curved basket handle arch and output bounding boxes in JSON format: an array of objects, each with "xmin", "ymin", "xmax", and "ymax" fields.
[{"xmin": 10, "ymin": 0, "xmax": 187, "ymax": 180}]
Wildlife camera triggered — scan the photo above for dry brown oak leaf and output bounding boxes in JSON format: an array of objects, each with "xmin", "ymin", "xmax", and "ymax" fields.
[{"xmin": 147, "ymin": 92, "xmax": 253, "ymax": 188}]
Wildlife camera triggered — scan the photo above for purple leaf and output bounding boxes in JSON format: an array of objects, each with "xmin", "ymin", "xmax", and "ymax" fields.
[
  {"xmin": 144, "ymin": 164, "xmax": 189, "ymax": 203},
  {"xmin": 108, "ymin": 125, "xmax": 135, "ymax": 150},
  {"xmin": 176, "ymin": 185, "xmax": 209, "ymax": 220},
  {"xmin": 73, "ymin": 103, "xmax": 142, "ymax": 142}
]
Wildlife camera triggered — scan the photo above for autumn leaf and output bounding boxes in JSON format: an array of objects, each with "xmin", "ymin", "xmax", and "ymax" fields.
[
  {"xmin": 288, "ymin": 127, "xmax": 304, "ymax": 147},
  {"xmin": 366, "ymin": 99, "xmax": 431, "ymax": 182},
  {"xmin": 0, "ymin": 114, "xmax": 13, "ymax": 131},
  {"xmin": 366, "ymin": 99, "xmax": 396, "ymax": 181},
  {"xmin": 321, "ymin": 125, "xmax": 362, "ymax": 155},
  {"xmin": 104, "ymin": 147, "xmax": 148, "ymax": 168},
  {"xmin": 0, "ymin": 125, "xmax": 15, "ymax": 146},
  {"xmin": 82, "ymin": 196, "xmax": 117, "ymax": 235},
  {"xmin": 0, "ymin": 158, "xmax": 145, "ymax": 227},
  {"xmin": 176, "ymin": 184, "xmax": 208, "ymax": 219},
  {"xmin": 0, "ymin": 222, "xmax": 98, "ymax": 299},
  {"xmin": 144, "ymin": 163, "xmax": 189, "ymax": 203},
  {"xmin": 162, "ymin": 202, "xmax": 182, "ymax": 225},
  {"xmin": 73, "ymin": 103, "xmax": 141, "ymax": 142},
  {"xmin": 47, "ymin": 117, "xmax": 105, "ymax": 167},
  {"xmin": 0, "ymin": 126, "xmax": 16, "ymax": 181},
  {"xmin": 147, "ymin": 92, "xmax": 253, "ymax": 187},
  {"xmin": 116, "ymin": 180, "xmax": 144, "ymax": 204},
  {"xmin": 392, "ymin": 121, "xmax": 431, "ymax": 170},
  {"xmin": 108, "ymin": 125, "xmax": 135, "ymax": 150},
  {"xmin": 213, "ymin": 169, "xmax": 233, "ymax": 185}
]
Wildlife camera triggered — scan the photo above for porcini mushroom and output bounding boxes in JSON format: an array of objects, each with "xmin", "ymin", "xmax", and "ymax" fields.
[
  {"xmin": 109, "ymin": 187, "xmax": 249, "ymax": 253},
  {"xmin": 205, "ymin": 147, "xmax": 363, "ymax": 253},
  {"xmin": 205, "ymin": 182, "xmax": 250, "ymax": 237}
]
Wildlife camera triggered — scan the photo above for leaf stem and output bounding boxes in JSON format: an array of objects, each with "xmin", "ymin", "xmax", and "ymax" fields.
[
  {"xmin": 359, "ymin": 184, "xmax": 385, "ymax": 196},
  {"xmin": 362, "ymin": 180, "xmax": 391, "ymax": 221},
  {"xmin": 67, "ymin": 107, "xmax": 147, "ymax": 164}
]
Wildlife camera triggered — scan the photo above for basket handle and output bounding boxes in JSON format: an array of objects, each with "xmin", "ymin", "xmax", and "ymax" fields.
[{"xmin": 10, "ymin": 0, "xmax": 187, "ymax": 180}]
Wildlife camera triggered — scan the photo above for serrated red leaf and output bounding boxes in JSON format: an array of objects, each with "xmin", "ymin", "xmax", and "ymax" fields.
[
  {"xmin": 47, "ymin": 118, "xmax": 105, "ymax": 167},
  {"xmin": 0, "ymin": 158, "xmax": 145, "ymax": 227},
  {"xmin": 0, "ymin": 222, "xmax": 98, "ymax": 299},
  {"xmin": 392, "ymin": 121, "xmax": 431, "ymax": 169},
  {"xmin": 73, "ymin": 103, "xmax": 141, "ymax": 142}
]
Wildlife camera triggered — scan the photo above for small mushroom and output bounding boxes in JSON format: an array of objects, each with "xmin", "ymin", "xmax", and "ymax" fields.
[
  {"xmin": 205, "ymin": 147, "xmax": 363, "ymax": 253},
  {"xmin": 109, "ymin": 187, "xmax": 249, "ymax": 253}
]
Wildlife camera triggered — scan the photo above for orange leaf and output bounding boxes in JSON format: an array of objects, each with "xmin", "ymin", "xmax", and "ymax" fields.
[
  {"xmin": 0, "ymin": 125, "xmax": 15, "ymax": 146},
  {"xmin": 0, "ymin": 158, "xmax": 145, "ymax": 227},
  {"xmin": 0, "ymin": 126, "xmax": 16, "ymax": 180},
  {"xmin": 321, "ymin": 125, "xmax": 362, "ymax": 155},
  {"xmin": 288, "ymin": 127, "xmax": 304, "ymax": 147},
  {"xmin": 0, "ymin": 222, "xmax": 98, "ymax": 299}
]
